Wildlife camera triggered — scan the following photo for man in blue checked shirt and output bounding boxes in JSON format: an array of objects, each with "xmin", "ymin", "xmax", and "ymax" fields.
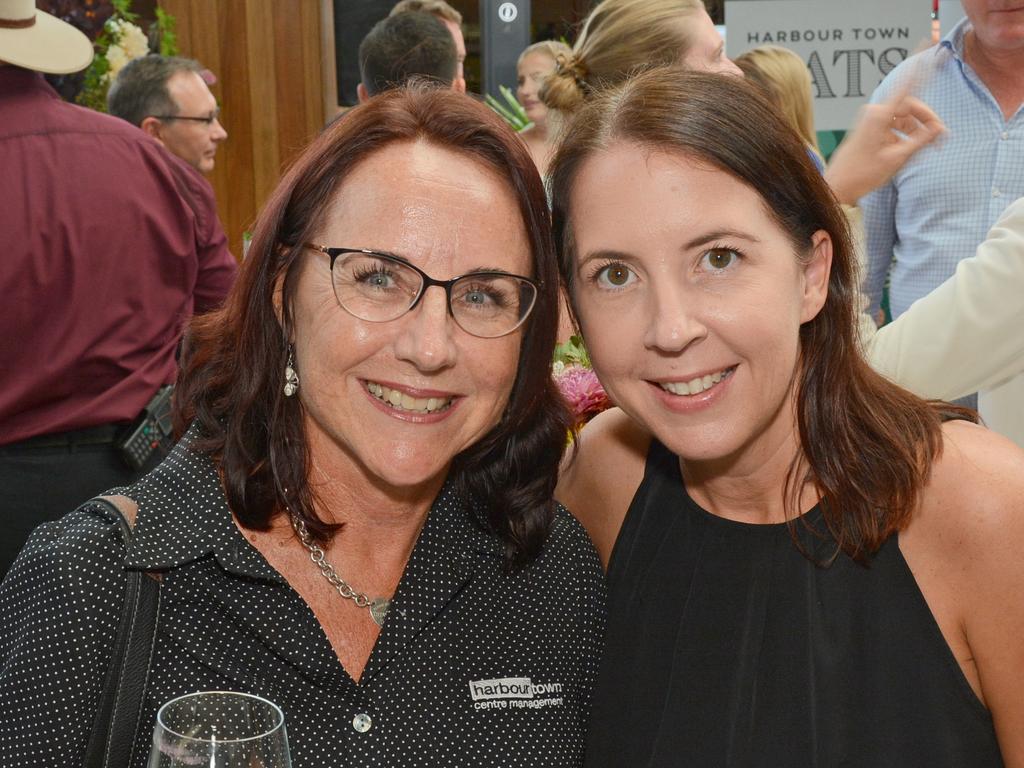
[{"xmin": 861, "ymin": 1, "xmax": 1024, "ymax": 326}]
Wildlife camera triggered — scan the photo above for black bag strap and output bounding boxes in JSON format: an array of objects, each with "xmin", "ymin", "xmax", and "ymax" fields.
[{"xmin": 83, "ymin": 497, "xmax": 162, "ymax": 768}]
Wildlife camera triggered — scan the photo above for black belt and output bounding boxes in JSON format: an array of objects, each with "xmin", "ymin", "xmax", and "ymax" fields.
[{"xmin": 0, "ymin": 423, "xmax": 128, "ymax": 454}]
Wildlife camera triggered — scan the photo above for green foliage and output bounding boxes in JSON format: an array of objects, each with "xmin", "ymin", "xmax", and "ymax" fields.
[
  {"xmin": 485, "ymin": 85, "xmax": 532, "ymax": 132},
  {"xmin": 77, "ymin": 22, "xmax": 116, "ymax": 111},
  {"xmin": 75, "ymin": 1, "xmax": 180, "ymax": 112},
  {"xmin": 553, "ymin": 335, "xmax": 591, "ymax": 369},
  {"xmin": 112, "ymin": 0, "xmax": 138, "ymax": 22},
  {"xmin": 155, "ymin": 7, "xmax": 179, "ymax": 57}
]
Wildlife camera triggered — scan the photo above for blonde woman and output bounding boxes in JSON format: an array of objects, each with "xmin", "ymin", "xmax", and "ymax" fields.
[
  {"xmin": 542, "ymin": 0, "xmax": 740, "ymax": 115},
  {"xmin": 735, "ymin": 44, "xmax": 824, "ymax": 169},
  {"xmin": 516, "ymin": 40, "xmax": 571, "ymax": 177}
]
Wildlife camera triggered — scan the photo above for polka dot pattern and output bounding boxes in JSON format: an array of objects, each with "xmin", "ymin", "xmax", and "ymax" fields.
[{"xmin": 0, "ymin": 433, "xmax": 606, "ymax": 766}]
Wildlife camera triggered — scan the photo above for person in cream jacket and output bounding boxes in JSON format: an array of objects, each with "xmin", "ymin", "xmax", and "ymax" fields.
[{"xmin": 861, "ymin": 197, "xmax": 1024, "ymax": 447}]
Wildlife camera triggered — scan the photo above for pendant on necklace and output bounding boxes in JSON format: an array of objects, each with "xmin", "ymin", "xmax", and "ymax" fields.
[{"xmin": 369, "ymin": 597, "xmax": 391, "ymax": 627}]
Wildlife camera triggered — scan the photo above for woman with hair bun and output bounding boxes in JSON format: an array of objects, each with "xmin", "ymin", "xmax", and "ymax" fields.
[
  {"xmin": 516, "ymin": 40, "xmax": 572, "ymax": 177},
  {"xmin": 541, "ymin": 0, "xmax": 740, "ymax": 115}
]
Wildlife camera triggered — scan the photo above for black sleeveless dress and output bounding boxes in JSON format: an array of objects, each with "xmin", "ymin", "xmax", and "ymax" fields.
[{"xmin": 585, "ymin": 440, "xmax": 1004, "ymax": 767}]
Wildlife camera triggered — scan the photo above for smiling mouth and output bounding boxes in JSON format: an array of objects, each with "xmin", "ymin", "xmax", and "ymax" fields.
[
  {"xmin": 656, "ymin": 366, "xmax": 736, "ymax": 396},
  {"xmin": 366, "ymin": 381, "xmax": 455, "ymax": 414}
]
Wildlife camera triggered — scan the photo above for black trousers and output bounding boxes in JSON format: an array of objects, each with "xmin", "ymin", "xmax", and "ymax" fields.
[{"xmin": 0, "ymin": 426, "xmax": 161, "ymax": 577}]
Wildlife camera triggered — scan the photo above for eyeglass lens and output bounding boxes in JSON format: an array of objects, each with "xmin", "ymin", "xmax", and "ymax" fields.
[
  {"xmin": 169, "ymin": 107, "xmax": 220, "ymax": 124},
  {"xmin": 331, "ymin": 252, "xmax": 536, "ymax": 338},
  {"xmin": 191, "ymin": 108, "xmax": 220, "ymax": 124}
]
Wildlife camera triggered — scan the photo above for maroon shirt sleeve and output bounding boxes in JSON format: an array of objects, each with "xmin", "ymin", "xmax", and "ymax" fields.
[{"xmin": 164, "ymin": 154, "xmax": 238, "ymax": 313}]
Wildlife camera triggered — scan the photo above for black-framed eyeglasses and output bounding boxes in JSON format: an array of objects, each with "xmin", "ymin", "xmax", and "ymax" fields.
[
  {"xmin": 150, "ymin": 107, "xmax": 221, "ymax": 125},
  {"xmin": 305, "ymin": 244, "xmax": 539, "ymax": 339}
]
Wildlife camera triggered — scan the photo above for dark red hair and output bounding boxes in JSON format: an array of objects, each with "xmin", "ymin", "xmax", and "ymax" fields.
[{"xmin": 176, "ymin": 85, "xmax": 570, "ymax": 566}]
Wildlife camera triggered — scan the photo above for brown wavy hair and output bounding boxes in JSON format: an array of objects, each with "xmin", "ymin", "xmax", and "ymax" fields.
[
  {"xmin": 549, "ymin": 69, "xmax": 973, "ymax": 562},
  {"xmin": 175, "ymin": 85, "xmax": 570, "ymax": 566}
]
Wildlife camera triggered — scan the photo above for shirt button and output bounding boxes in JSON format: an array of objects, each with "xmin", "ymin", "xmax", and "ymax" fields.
[
  {"xmin": 1001, "ymin": 131, "xmax": 1009, "ymax": 140},
  {"xmin": 352, "ymin": 713, "xmax": 372, "ymax": 733},
  {"xmin": 992, "ymin": 188, "xmax": 1002, "ymax": 198}
]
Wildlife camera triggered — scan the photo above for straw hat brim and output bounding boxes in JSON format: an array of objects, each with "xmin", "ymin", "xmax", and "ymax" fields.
[{"xmin": 0, "ymin": 10, "xmax": 94, "ymax": 74}]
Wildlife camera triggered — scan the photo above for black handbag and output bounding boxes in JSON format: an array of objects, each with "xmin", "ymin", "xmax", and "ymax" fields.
[{"xmin": 83, "ymin": 497, "xmax": 162, "ymax": 768}]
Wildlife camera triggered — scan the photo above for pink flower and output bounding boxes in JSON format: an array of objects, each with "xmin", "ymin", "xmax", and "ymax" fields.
[{"xmin": 553, "ymin": 364, "xmax": 610, "ymax": 424}]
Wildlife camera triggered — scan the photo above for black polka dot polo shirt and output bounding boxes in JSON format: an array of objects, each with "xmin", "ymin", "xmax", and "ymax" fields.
[{"xmin": 0, "ymin": 434, "xmax": 606, "ymax": 767}]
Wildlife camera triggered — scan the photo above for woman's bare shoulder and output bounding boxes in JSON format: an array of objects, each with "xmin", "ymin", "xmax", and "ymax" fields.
[
  {"xmin": 927, "ymin": 420, "xmax": 1024, "ymax": 524},
  {"xmin": 916, "ymin": 421, "xmax": 1024, "ymax": 759},
  {"xmin": 910, "ymin": 421, "xmax": 1024, "ymax": 556},
  {"xmin": 556, "ymin": 407, "xmax": 651, "ymax": 569}
]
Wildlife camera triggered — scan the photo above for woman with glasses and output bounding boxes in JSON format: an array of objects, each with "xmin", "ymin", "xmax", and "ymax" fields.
[{"xmin": 0, "ymin": 86, "xmax": 604, "ymax": 767}]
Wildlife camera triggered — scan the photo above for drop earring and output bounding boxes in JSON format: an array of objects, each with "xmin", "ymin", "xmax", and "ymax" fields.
[{"xmin": 284, "ymin": 346, "xmax": 299, "ymax": 397}]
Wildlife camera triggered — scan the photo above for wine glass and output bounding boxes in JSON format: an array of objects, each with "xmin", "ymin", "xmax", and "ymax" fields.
[{"xmin": 147, "ymin": 690, "xmax": 292, "ymax": 767}]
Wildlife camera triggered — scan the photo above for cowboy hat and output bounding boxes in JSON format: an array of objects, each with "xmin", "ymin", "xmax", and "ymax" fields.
[{"xmin": 0, "ymin": 0, "xmax": 94, "ymax": 74}]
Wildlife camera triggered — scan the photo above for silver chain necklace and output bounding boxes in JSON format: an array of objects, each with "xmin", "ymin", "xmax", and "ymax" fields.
[{"xmin": 289, "ymin": 512, "xmax": 391, "ymax": 627}]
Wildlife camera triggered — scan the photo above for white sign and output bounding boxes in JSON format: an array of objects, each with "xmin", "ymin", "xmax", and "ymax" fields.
[
  {"xmin": 939, "ymin": 0, "xmax": 965, "ymax": 37},
  {"xmin": 498, "ymin": 2, "xmax": 518, "ymax": 23},
  {"xmin": 726, "ymin": 0, "xmax": 933, "ymax": 130}
]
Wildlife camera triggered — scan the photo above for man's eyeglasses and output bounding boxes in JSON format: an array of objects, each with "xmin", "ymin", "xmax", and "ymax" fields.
[
  {"xmin": 150, "ymin": 107, "xmax": 221, "ymax": 126},
  {"xmin": 305, "ymin": 244, "xmax": 539, "ymax": 339}
]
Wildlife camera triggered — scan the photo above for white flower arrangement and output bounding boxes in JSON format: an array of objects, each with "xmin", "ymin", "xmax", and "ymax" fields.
[
  {"xmin": 104, "ymin": 18, "xmax": 150, "ymax": 82},
  {"xmin": 76, "ymin": 0, "xmax": 178, "ymax": 113}
]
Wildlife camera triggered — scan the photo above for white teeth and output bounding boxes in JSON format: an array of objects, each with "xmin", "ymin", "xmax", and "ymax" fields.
[
  {"xmin": 659, "ymin": 367, "xmax": 733, "ymax": 397},
  {"xmin": 366, "ymin": 382, "xmax": 453, "ymax": 414},
  {"xmin": 661, "ymin": 381, "xmax": 691, "ymax": 396}
]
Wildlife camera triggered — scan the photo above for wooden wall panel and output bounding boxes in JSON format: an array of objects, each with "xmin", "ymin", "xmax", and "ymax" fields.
[
  {"xmin": 305, "ymin": 2, "xmax": 330, "ymax": 135},
  {"xmin": 211, "ymin": 0, "xmax": 255, "ymax": 255},
  {"xmin": 318, "ymin": 0, "xmax": 338, "ymax": 120},
  {"xmin": 272, "ymin": 0, "xmax": 308, "ymax": 168},
  {"xmin": 244, "ymin": 0, "xmax": 281, "ymax": 212},
  {"xmin": 167, "ymin": 0, "xmax": 191, "ymax": 54},
  {"xmin": 160, "ymin": 0, "xmax": 326, "ymax": 257}
]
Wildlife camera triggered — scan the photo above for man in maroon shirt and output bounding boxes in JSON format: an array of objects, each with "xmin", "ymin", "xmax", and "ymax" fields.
[{"xmin": 0, "ymin": 1, "xmax": 238, "ymax": 574}]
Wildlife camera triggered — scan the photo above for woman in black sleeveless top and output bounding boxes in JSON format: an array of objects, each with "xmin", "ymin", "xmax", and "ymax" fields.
[{"xmin": 550, "ymin": 70, "xmax": 1024, "ymax": 766}]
